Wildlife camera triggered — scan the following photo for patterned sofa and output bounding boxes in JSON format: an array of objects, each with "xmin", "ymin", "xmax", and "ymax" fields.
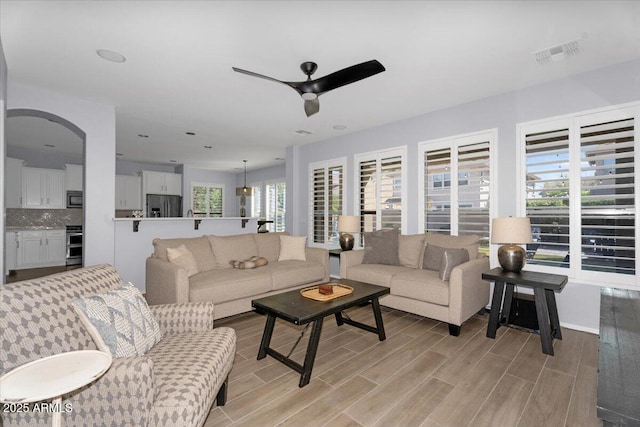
[
  {"xmin": 341, "ymin": 232, "xmax": 490, "ymax": 336},
  {"xmin": 146, "ymin": 232, "xmax": 329, "ymax": 319},
  {"xmin": 0, "ymin": 264, "xmax": 236, "ymax": 427}
]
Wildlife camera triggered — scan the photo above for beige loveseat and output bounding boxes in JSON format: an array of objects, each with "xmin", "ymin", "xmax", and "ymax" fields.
[
  {"xmin": 340, "ymin": 232, "xmax": 490, "ymax": 335},
  {"xmin": 146, "ymin": 232, "xmax": 330, "ymax": 319},
  {"xmin": 0, "ymin": 264, "xmax": 236, "ymax": 427}
]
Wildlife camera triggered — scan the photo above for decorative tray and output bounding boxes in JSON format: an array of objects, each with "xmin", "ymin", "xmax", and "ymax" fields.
[{"xmin": 300, "ymin": 283, "xmax": 354, "ymax": 301}]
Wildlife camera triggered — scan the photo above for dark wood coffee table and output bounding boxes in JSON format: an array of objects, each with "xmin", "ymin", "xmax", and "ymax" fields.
[{"xmin": 251, "ymin": 279, "xmax": 390, "ymax": 387}]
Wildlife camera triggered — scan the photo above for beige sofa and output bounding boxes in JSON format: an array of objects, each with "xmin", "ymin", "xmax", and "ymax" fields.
[
  {"xmin": 0, "ymin": 264, "xmax": 236, "ymax": 427},
  {"xmin": 340, "ymin": 232, "xmax": 490, "ymax": 335},
  {"xmin": 146, "ymin": 232, "xmax": 330, "ymax": 319}
]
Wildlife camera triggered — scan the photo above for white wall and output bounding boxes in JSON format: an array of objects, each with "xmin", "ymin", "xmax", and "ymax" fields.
[
  {"xmin": 116, "ymin": 159, "xmax": 177, "ymax": 176},
  {"xmin": 7, "ymin": 83, "xmax": 116, "ymax": 267},
  {"xmin": 288, "ymin": 58, "xmax": 640, "ymax": 332}
]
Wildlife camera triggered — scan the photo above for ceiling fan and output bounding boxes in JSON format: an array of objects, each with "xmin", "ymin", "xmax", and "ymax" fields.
[{"xmin": 232, "ymin": 60, "xmax": 385, "ymax": 117}]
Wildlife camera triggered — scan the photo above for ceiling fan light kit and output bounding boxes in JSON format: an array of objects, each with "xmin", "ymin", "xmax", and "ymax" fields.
[{"xmin": 232, "ymin": 59, "xmax": 385, "ymax": 117}]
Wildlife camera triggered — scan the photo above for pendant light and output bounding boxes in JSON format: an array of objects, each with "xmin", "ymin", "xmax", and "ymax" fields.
[{"xmin": 235, "ymin": 160, "xmax": 252, "ymax": 196}]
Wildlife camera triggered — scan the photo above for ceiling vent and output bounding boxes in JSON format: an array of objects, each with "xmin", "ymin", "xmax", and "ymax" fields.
[
  {"xmin": 293, "ymin": 129, "xmax": 312, "ymax": 136},
  {"xmin": 534, "ymin": 40, "xmax": 580, "ymax": 64}
]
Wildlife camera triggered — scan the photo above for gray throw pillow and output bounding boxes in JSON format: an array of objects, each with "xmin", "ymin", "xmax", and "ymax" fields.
[
  {"xmin": 439, "ymin": 248, "xmax": 470, "ymax": 281},
  {"xmin": 422, "ymin": 244, "xmax": 449, "ymax": 271},
  {"xmin": 362, "ymin": 228, "xmax": 401, "ymax": 265}
]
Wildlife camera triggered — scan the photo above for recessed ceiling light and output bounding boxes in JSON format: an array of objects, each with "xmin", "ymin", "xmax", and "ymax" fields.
[
  {"xmin": 138, "ymin": 134, "xmax": 149, "ymax": 138},
  {"xmin": 293, "ymin": 129, "xmax": 312, "ymax": 136},
  {"xmin": 169, "ymin": 160, "xmax": 177, "ymax": 163},
  {"xmin": 333, "ymin": 124, "xmax": 347, "ymax": 130},
  {"xmin": 204, "ymin": 145, "xmax": 212, "ymax": 149},
  {"xmin": 97, "ymin": 49, "xmax": 126, "ymax": 63},
  {"xmin": 186, "ymin": 131, "xmax": 196, "ymax": 136},
  {"xmin": 44, "ymin": 144, "xmax": 55, "ymax": 148}
]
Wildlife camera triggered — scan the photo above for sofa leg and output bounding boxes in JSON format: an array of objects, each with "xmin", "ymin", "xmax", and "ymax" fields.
[
  {"xmin": 216, "ymin": 376, "xmax": 229, "ymax": 406},
  {"xmin": 448, "ymin": 324, "xmax": 461, "ymax": 336}
]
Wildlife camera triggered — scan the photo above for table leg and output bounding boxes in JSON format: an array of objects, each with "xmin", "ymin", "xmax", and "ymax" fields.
[
  {"xmin": 300, "ymin": 319, "xmax": 323, "ymax": 387},
  {"xmin": 487, "ymin": 280, "xmax": 505, "ymax": 338},
  {"xmin": 371, "ymin": 298, "xmax": 386, "ymax": 341},
  {"xmin": 545, "ymin": 289, "xmax": 562, "ymax": 340},
  {"xmin": 257, "ymin": 314, "xmax": 276, "ymax": 360},
  {"xmin": 533, "ymin": 287, "xmax": 554, "ymax": 355},
  {"xmin": 502, "ymin": 284, "xmax": 515, "ymax": 325},
  {"xmin": 335, "ymin": 311, "xmax": 344, "ymax": 326}
]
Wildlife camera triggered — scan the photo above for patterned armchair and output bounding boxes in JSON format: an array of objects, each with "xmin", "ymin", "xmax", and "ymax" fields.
[{"xmin": 0, "ymin": 264, "xmax": 236, "ymax": 427}]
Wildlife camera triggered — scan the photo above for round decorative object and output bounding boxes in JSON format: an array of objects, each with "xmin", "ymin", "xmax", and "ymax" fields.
[
  {"xmin": 339, "ymin": 232, "xmax": 355, "ymax": 251},
  {"xmin": 498, "ymin": 244, "xmax": 526, "ymax": 273}
]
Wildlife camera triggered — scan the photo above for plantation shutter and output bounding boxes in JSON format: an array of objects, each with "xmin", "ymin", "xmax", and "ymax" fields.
[
  {"xmin": 458, "ymin": 141, "xmax": 491, "ymax": 250},
  {"xmin": 311, "ymin": 167, "xmax": 326, "ymax": 244},
  {"xmin": 424, "ymin": 147, "xmax": 452, "ymax": 234}
]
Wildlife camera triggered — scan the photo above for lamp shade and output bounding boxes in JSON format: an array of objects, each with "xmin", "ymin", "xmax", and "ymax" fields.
[
  {"xmin": 337, "ymin": 215, "xmax": 359, "ymax": 233},
  {"xmin": 491, "ymin": 217, "xmax": 533, "ymax": 244}
]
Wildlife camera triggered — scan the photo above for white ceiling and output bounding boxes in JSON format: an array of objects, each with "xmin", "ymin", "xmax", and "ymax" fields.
[{"xmin": 2, "ymin": 1, "xmax": 639, "ymax": 172}]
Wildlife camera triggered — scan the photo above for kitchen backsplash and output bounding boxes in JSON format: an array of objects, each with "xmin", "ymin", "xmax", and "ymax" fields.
[{"xmin": 6, "ymin": 208, "xmax": 83, "ymax": 227}]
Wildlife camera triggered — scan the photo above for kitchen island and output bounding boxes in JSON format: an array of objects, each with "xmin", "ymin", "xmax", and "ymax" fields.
[{"xmin": 113, "ymin": 217, "xmax": 258, "ymax": 292}]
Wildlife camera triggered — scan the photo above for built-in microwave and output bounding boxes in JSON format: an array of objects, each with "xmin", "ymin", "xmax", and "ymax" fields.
[{"xmin": 67, "ymin": 191, "xmax": 83, "ymax": 209}]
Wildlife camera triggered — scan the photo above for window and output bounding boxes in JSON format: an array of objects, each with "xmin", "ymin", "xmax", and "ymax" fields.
[
  {"xmin": 309, "ymin": 159, "xmax": 345, "ymax": 247},
  {"xmin": 518, "ymin": 104, "xmax": 638, "ymax": 285},
  {"xmin": 191, "ymin": 183, "xmax": 224, "ymax": 217},
  {"xmin": 420, "ymin": 130, "xmax": 495, "ymax": 255},
  {"xmin": 355, "ymin": 147, "xmax": 406, "ymax": 241},
  {"xmin": 266, "ymin": 181, "xmax": 286, "ymax": 232},
  {"xmin": 251, "ymin": 184, "xmax": 262, "ymax": 218}
]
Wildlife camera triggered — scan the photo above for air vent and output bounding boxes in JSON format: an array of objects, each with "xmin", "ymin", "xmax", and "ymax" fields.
[
  {"xmin": 534, "ymin": 40, "xmax": 580, "ymax": 64},
  {"xmin": 293, "ymin": 129, "xmax": 312, "ymax": 136}
]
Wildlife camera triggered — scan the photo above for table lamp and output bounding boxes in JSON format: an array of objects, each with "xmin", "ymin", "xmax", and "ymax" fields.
[
  {"xmin": 337, "ymin": 215, "xmax": 359, "ymax": 251},
  {"xmin": 491, "ymin": 217, "xmax": 533, "ymax": 273}
]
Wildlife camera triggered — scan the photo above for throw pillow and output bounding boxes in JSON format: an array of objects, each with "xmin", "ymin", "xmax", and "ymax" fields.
[
  {"xmin": 229, "ymin": 256, "xmax": 269, "ymax": 269},
  {"xmin": 166, "ymin": 244, "xmax": 199, "ymax": 277},
  {"xmin": 278, "ymin": 235, "xmax": 307, "ymax": 261},
  {"xmin": 422, "ymin": 244, "xmax": 448, "ymax": 271},
  {"xmin": 439, "ymin": 248, "xmax": 470, "ymax": 281},
  {"xmin": 362, "ymin": 228, "xmax": 401, "ymax": 265},
  {"xmin": 72, "ymin": 282, "xmax": 162, "ymax": 358},
  {"xmin": 398, "ymin": 234, "xmax": 426, "ymax": 268}
]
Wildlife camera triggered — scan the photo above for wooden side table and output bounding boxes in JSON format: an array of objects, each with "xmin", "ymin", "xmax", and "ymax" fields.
[
  {"xmin": 483, "ymin": 267, "xmax": 567, "ymax": 355},
  {"xmin": 0, "ymin": 350, "xmax": 112, "ymax": 426}
]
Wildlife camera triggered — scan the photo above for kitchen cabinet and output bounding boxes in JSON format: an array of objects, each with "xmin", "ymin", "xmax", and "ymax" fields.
[
  {"xmin": 22, "ymin": 168, "xmax": 66, "ymax": 209},
  {"xmin": 16, "ymin": 229, "xmax": 66, "ymax": 269},
  {"xmin": 116, "ymin": 175, "xmax": 142, "ymax": 210},
  {"xmin": 5, "ymin": 158, "xmax": 24, "ymax": 208},
  {"xmin": 65, "ymin": 164, "xmax": 83, "ymax": 191},
  {"xmin": 5, "ymin": 231, "xmax": 19, "ymax": 274},
  {"xmin": 141, "ymin": 171, "xmax": 182, "ymax": 196}
]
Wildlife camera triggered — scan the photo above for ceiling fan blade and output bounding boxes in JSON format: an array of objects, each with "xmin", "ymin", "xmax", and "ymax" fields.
[
  {"xmin": 311, "ymin": 60, "xmax": 385, "ymax": 95},
  {"xmin": 232, "ymin": 67, "xmax": 296, "ymax": 90},
  {"xmin": 304, "ymin": 98, "xmax": 320, "ymax": 117}
]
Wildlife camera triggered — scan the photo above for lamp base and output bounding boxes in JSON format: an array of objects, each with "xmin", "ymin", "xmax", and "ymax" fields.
[
  {"xmin": 498, "ymin": 244, "xmax": 526, "ymax": 273},
  {"xmin": 339, "ymin": 233, "xmax": 354, "ymax": 251}
]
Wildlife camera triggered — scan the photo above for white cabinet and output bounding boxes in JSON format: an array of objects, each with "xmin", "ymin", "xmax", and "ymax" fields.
[
  {"xmin": 22, "ymin": 168, "xmax": 66, "ymax": 209},
  {"xmin": 141, "ymin": 171, "xmax": 182, "ymax": 196},
  {"xmin": 5, "ymin": 158, "xmax": 24, "ymax": 208},
  {"xmin": 16, "ymin": 229, "xmax": 66, "ymax": 269},
  {"xmin": 65, "ymin": 164, "xmax": 83, "ymax": 191},
  {"xmin": 5, "ymin": 231, "xmax": 19, "ymax": 274},
  {"xmin": 116, "ymin": 175, "xmax": 142, "ymax": 210}
]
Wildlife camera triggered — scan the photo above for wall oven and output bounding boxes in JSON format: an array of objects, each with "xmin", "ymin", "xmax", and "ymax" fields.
[
  {"xmin": 66, "ymin": 225, "xmax": 83, "ymax": 266},
  {"xmin": 67, "ymin": 191, "xmax": 83, "ymax": 209}
]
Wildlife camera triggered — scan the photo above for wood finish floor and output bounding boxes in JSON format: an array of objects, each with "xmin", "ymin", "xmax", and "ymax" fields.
[{"xmin": 205, "ymin": 305, "xmax": 602, "ymax": 427}]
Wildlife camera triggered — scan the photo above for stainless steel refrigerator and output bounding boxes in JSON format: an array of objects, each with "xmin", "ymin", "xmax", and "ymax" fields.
[{"xmin": 146, "ymin": 194, "xmax": 182, "ymax": 217}]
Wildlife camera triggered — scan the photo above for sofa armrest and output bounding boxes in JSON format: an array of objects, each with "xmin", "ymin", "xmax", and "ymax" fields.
[
  {"xmin": 448, "ymin": 255, "xmax": 491, "ymax": 326},
  {"xmin": 145, "ymin": 256, "xmax": 190, "ymax": 305},
  {"xmin": 149, "ymin": 302, "xmax": 215, "ymax": 335},
  {"xmin": 305, "ymin": 247, "xmax": 330, "ymax": 282},
  {"xmin": 340, "ymin": 249, "xmax": 365, "ymax": 279}
]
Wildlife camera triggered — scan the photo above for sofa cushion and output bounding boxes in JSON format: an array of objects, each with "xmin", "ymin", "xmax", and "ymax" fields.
[
  {"xmin": 399, "ymin": 234, "xmax": 426, "ymax": 268},
  {"xmin": 153, "ymin": 237, "xmax": 217, "ymax": 273},
  {"xmin": 262, "ymin": 261, "xmax": 326, "ymax": 290},
  {"xmin": 423, "ymin": 244, "xmax": 448, "ymax": 271},
  {"xmin": 167, "ymin": 245, "xmax": 199, "ymax": 277},
  {"xmin": 188, "ymin": 268, "xmax": 272, "ymax": 304},
  {"xmin": 208, "ymin": 234, "xmax": 259, "ymax": 269},
  {"xmin": 147, "ymin": 327, "xmax": 236, "ymax": 426},
  {"xmin": 424, "ymin": 232, "xmax": 480, "ymax": 259},
  {"xmin": 254, "ymin": 232, "xmax": 288, "ymax": 262},
  {"xmin": 440, "ymin": 248, "xmax": 469, "ymax": 281},
  {"xmin": 346, "ymin": 264, "xmax": 409, "ymax": 287},
  {"xmin": 362, "ymin": 228, "xmax": 400, "ymax": 265},
  {"xmin": 72, "ymin": 282, "xmax": 162, "ymax": 357},
  {"xmin": 391, "ymin": 269, "xmax": 449, "ymax": 306},
  {"xmin": 278, "ymin": 235, "xmax": 307, "ymax": 261}
]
